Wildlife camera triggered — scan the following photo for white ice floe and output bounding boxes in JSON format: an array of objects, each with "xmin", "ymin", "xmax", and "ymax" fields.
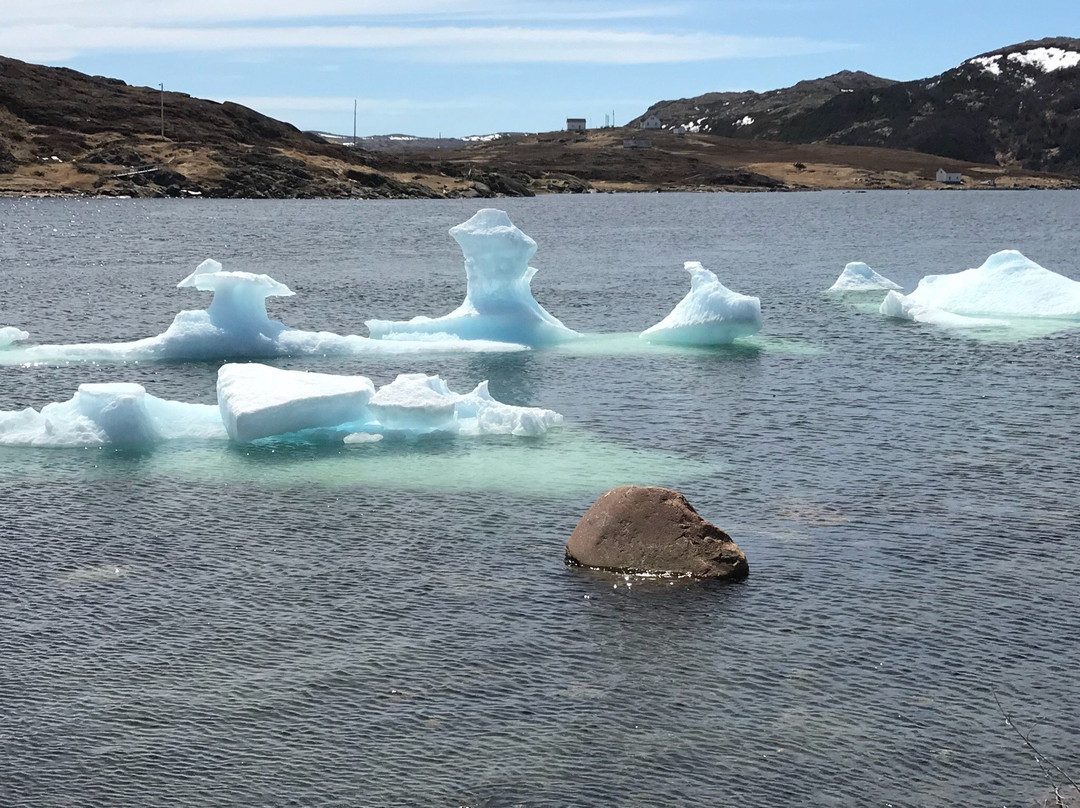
[
  {"xmin": 640, "ymin": 262, "xmax": 762, "ymax": 345},
  {"xmin": 879, "ymin": 250, "xmax": 1080, "ymax": 328},
  {"xmin": 0, "ymin": 383, "xmax": 225, "ymax": 448},
  {"xmin": 4, "ymin": 258, "xmax": 524, "ymax": 364},
  {"xmin": 827, "ymin": 262, "xmax": 902, "ymax": 292},
  {"xmin": 0, "ymin": 367, "xmax": 563, "ymax": 447},
  {"xmin": 217, "ymin": 363, "xmax": 376, "ymax": 443},
  {"xmin": 365, "ymin": 209, "xmax": 579, "ymax": 347},
  {"xmin": 0, "ymin": 326, "xmax": 30, "ymax": 348}
]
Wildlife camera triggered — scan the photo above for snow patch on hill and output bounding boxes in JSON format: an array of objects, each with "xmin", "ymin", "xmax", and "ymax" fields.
[
  {"xmin": 967, "ymin": 47, "xmax": 1080, "ymax": 77},
  {"xmin": 1008, "ymin": 47, "xmax": 1080, "ymax": 72}
]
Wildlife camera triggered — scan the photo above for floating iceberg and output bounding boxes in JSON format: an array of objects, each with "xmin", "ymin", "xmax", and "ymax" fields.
[
  {"xmin": 0, "ymin": 383, "xmax": 225, "ymax": 448},
  {"xmin": 640, "ymin": 262, "xmax": 762, "ymax": 345},
  {"xmin": 879, "ymin": 250, "xmax": 1080, "ymax": 327},
  {"xmin": 0, "ymin": 366, "xmax": 563, "ymax": 448},
  {"xmin": 3, "ymin": 259, "xmax": 523, "ymax": 365},
  {"xmin": 365, "ymin": 209, "xmax": 579, "ymax": 347},
  {"xmin": 217, "ymin": 363, "xmax": 376, "ymax": 443},
  {"xmin": 828, "ymin": 262, "xmax": 902, "ymax": 292},
  {"xmin": 0, "ymin": 326, "xmax": 30, "ymax": 348}
]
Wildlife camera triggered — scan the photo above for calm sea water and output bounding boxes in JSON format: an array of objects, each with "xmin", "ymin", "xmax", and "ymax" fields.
[{"xmin": 1, "ymin": 191, "xmax": 1079, "ymax": 807}]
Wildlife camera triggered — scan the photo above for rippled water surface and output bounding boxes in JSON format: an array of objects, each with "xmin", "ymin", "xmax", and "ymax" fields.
[{"xmin": 2, "ymin": 192, "xmax": 1079, "ymax": 807}]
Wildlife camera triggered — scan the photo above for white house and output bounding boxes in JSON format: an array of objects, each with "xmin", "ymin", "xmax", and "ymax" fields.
[
  {"xmin": 936, "ymin": 168, "xmax": 963, "ymax": 184},
  {"xmin": 640, "ymin": 114, "xmax": 663, "ymax": 130},
  {"xmin": 566, "ymin": 118, "xmax": 587, "ymax": 132}
]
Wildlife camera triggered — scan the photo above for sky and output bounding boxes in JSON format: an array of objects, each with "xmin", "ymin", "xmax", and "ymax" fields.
[{"xmin": 0, "ymin": 0, "xmax": 1076, "ymax": 138}]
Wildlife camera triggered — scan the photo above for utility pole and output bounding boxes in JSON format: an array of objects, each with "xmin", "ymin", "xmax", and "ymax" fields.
[
  {"xmin": 159, "ymin": 83, "xmax": 165, "ymax": 138},
  {"xmin": 352, "ymin": 99, "xmax": 357, "ymax": 147}
]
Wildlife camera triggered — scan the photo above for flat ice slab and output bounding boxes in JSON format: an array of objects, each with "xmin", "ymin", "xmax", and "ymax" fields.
[
  {"xmin": 880, "ymin": 250, "xmax": 1080, "ymax": 327},
  {"xmin": 828, "ymin": 262, "xmax": 902, "ymax": 292},
  {"xmin": 365, "ymin": 209, "xmax": 579, "ymax": 347},
  {"xmin": 217, "ymin": 363, "xmax": 376, "ymax": 442},
  {"xmin": 640, "ymin": 262, "xmax": 762, "ymax": 345}
]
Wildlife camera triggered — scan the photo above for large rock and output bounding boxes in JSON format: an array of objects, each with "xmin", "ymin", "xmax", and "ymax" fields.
[{"xmin": 565, "ymin": 486, "xmax": 748, "ymax": 580}]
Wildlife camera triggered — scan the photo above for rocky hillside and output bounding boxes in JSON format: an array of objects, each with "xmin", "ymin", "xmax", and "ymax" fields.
[
  {"xmin": 0, "ymin": 55, "xmax": 448, "ymax": 198},
  {"xmin": 634, "ymin": 70, "xmax": 895, "ymax": 139},
  {"xmin": 636, "ymin": 38, "xmax": 1080, "ymax": 174}
]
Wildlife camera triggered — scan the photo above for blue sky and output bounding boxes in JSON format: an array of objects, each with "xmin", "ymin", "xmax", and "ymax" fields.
[{"xmin": 1, "ymin": 1, "xmax": 1075, "ymax": 137}]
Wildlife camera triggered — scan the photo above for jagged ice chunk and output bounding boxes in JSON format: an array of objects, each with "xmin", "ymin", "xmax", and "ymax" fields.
[
  {"xmin": 640, "ymin": 261, "xmax": 762, "ymax": 345},
  {"xmin": 0, "ymin": 327, "xmax": 30, "ymax": 348},
  {"xmin": 828, "ymin": 262, "xmax": 902, "ymax": 292}
]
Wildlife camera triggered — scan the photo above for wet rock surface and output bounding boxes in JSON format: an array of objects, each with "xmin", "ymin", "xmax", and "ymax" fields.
[{"xmin": 566, "ymin": 486, "xmax": 749, "ymax": 580}]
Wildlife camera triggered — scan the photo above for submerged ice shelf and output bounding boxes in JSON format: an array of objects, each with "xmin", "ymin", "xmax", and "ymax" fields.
[
  {"xmin": 879, "ymin": 250, "xmax": 1080, "ymax": 330},
  {"xmin": 0, "ymin": 365, "xmax": 563, "ymax": 449}
]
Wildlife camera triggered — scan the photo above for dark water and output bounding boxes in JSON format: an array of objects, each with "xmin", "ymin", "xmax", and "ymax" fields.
[{"xmin": 1, "ymin": 192, "xmax": 1079, "ymax": 807}]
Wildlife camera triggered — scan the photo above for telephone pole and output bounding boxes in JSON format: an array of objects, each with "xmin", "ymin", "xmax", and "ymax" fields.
[
  {"xmin": 352, "ymin": 99, "xmax": 357, "ymax": 147},
  {"xmin": 159, "ymin": 83, "xmax": 165, "ymax": 138}
]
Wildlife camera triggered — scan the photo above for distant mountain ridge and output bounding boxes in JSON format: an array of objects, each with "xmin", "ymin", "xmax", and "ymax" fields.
[
  {"xmin": 309, "ymin": 131, "xmax": 529, "ymax": 152},
  {"xmin": 634, "ymin": 37, "xmax": 1080, "ymax": 174}
]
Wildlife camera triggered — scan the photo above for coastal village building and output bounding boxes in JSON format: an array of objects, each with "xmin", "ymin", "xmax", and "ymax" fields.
[
  {"xmin": 566, "ymin": 118, "xmax": 587, "ymax": 132},
  {"xmin": 936, "ymin": 168, "xmax": 963, "ymax": 184},
  {"xmin": 639, "ymin": 114, "xmax": 663, "ymax": 130}
]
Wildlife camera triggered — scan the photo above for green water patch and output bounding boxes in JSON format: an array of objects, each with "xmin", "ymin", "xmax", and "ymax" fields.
[{"xmin": 0, "ymin": 426, "xmax": 719, "ymax": 498}]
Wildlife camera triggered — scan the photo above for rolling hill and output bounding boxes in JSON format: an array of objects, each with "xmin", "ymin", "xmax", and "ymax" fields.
[{"xmin": 634, "ymin": 37, "xmax": 1080, "ymax": 174}]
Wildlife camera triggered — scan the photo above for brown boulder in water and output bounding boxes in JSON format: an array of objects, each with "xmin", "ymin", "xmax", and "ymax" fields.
[{"xmin": 565, "ymin": 486, "xmax": 748, "ymax": 580}]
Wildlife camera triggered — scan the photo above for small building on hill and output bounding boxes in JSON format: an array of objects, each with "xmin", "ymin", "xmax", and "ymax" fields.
[
  {"xmin": 566, "ymin": 118, "xmax": 587, "ymax": 132},
  {"xmin": 640, "ymin": 114, "xmax": 663, "ymax": 130},
  {"xmin": 936, "ymin": 168, "xmax": 963, "ymax": 184},
  {"xmin": 623, "ymin": 138, "xmax": 652, "ymax": 149}
]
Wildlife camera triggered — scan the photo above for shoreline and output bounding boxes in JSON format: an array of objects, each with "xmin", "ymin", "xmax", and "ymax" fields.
[{"xmin": 3, "ymin": 183, "xmax": 1077, "ymax": 200}]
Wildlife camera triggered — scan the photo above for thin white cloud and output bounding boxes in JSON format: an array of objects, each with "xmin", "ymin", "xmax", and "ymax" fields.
[
  {"xmin": 0, "ymin": 24, "xmax": 845, "ymax": 64},
  {"xmin": 2, "ymin": 0, "xmax": 483, "ymax": 25},
  {"xmin": 4, "ymin": 0, "xmax": 678, "ymax": 26}
]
